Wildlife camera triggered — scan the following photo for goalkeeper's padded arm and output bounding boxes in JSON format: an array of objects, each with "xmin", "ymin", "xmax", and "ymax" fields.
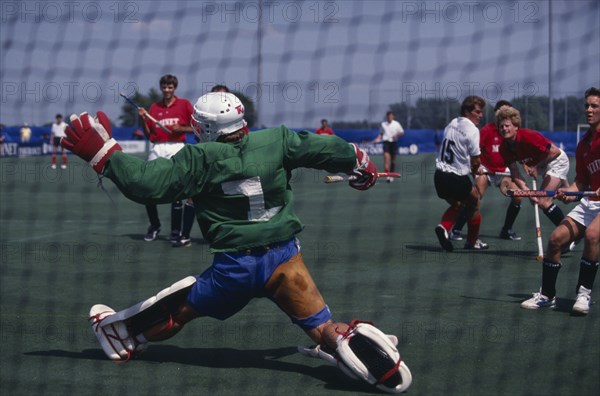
[
  {"xmin": 282, "ymin": 128, "xmax": 356, "ymax": 174},
  {"xmin": 103, "ymin": 147, "xmax": 206, "ymax": 205}
]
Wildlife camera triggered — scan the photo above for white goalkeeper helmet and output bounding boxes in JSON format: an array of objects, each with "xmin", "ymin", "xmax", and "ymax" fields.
[{"xmin": 192, "ymin": 92, "xmax": 246, "ymax": 142}]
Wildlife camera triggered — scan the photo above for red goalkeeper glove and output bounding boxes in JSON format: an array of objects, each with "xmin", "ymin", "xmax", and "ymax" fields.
[
  {"xmin": 349, "ymin": 143, "xmax": 378, "ymax": 190},
  {"xmin": 61, "ymin": 112, "xmax": 122, "ymax": 173}
]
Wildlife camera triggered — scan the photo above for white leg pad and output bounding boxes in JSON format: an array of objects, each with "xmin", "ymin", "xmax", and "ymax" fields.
[
  {"xmin": 336, "ymin": 322, "xmax": 412, "ymax": 394},
  {"xmin": 298, "ymin": 334, "xmax": 398, "ymax": 370},
  {"xmin": 89, "ymin": 304, "xmax": 135, "ymax": 361},
  {"xmin": 98, "ymin": 276, "xmax": 196, "ymax": 326}
]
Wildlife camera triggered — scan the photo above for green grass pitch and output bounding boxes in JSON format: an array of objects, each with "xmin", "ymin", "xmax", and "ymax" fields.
[{"xmin": 1, "ymin": 154, "xmax": 598, "ymax": 395}]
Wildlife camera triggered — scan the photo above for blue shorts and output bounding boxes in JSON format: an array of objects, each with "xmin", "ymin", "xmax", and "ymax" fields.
[{"xmin": 187, "ymin": 238, "xmax": 299, "ymax": 320}]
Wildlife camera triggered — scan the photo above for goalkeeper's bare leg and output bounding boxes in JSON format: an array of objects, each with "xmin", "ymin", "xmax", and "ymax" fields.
[
  {"xmin": 133, "ymin": 253, "xmax": 346, "ymax": 345},
  {"xmin": 262, "ymin": 251, "xmax": 349, "ymax": 348}
]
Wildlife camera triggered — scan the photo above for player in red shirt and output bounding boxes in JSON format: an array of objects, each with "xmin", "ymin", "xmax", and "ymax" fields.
[
  {"xmin": 498, "ymin": 106, "xmax": 570, "ymax": 228},
  {"xmin": 138, "ymin": 74, "xmax": 194, "ymax": 243},
  {"xmin": 450, "ymin": 101, "xmax": 524, "ymax": 241},
  {"xmin": 521, "ymin": 87, "xmax": 600, "ymax": 315},
  {"xmin": 316, "ymin": 119, "xmax": 334, "ymax": 135}
]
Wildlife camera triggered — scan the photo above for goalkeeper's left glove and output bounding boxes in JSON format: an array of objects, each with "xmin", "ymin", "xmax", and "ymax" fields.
[
  {"xmin": 61, "ymin": 112, "xmax": 122, "ymax": 174},
  {"xmin": 349, "ymin": 143, "xmax": 378, "ymax": 190}
]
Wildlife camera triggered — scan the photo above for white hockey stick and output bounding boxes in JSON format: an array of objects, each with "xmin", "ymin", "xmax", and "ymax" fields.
[
  {"xmin": 532, "ymin": 179, "xmax": 544, "ymax": 261},
  {"xmin": 482, "ymin": 171, "xmax": 511, "ymax": 177}
]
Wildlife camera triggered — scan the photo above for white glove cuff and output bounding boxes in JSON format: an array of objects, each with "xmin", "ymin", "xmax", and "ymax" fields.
[{"xmin": 89, "ymin": 138, "xmax": 118, "ymax": 167}]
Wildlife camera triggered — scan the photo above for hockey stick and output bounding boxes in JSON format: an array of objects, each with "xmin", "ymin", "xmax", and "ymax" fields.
[
  {"xmin": 507, "ymin": 190, "xmax": 598, "ymax": 198},
  {"xmin": 324, "ymin": 172, "xmax": 401, "ymax": 184},
  {"xmin": 532, "ymin": 179, "xmax": 544, "ymax": 262},
  {"xmin": 119, "ymin": 92, "xmax": 172, "ymax": 135},
  {"xmin": 482, "ymin": 171, "xmax": 511, "ymax": 177}
]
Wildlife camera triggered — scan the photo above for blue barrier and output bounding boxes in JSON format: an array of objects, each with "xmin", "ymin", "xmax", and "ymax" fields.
[{"xmin": 1, "ymin": 126, "xmax": 580, "ymax": 157}]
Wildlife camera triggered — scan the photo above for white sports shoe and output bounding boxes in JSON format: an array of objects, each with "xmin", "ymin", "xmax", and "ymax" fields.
[
  {"xmin": 572, "ymin": 286, "xmax": 592, "ymax": 315},
  {"xmin": 521, "ymin": 290, "xmax": 556, "ymax": 309},
  {"xmin": 464, "ymin": 239, "xmax": 489, "ymax": 250}
]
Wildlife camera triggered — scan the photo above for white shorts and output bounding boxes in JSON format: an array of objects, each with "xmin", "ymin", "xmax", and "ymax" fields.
[
  {"xmin": 541, "ymin": 149, "xmax": 569, "ymax": 181},
  {"xmin": 148, "ymin": 142, "xmax": 185, "ymax": 161},
  {"xmin": 567, "ymin": 198, "xmax": 600, "ymax": 228}
]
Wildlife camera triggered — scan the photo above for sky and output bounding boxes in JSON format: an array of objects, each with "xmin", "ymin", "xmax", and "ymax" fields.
[{"xmin": 1, "ymin": 0, "xmax": 598, "ymax": 128}]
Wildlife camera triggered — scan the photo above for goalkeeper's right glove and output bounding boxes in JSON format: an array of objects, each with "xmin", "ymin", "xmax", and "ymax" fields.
[
  {"xmin": 349, "ymin": 143, "xmax": 378, "ymax": 191},
  {"xmin": 61, "ymin": 111, "xmax": 122, "ymax": 174}
]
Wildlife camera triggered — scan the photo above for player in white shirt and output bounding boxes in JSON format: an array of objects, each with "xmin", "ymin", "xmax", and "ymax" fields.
[
  {"xmin": 434, "ymin": 96, "xmax": 488, "ymax": 251},
  {"xmin": 374, "ymin": 111, "xmax": 404, "ymax": 182},
  {"xmin": 51, "ymin": 114, "xmax": 68, "ymax": 169}
]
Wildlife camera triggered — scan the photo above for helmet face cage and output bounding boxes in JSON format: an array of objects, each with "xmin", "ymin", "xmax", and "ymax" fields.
[
  {"xmin": 192, "ymin": 92, "xmax": 245, "ymax": 142},
  {"xmin": 191, "ymin": 114, "xmax": 213, "ymax": 143}
]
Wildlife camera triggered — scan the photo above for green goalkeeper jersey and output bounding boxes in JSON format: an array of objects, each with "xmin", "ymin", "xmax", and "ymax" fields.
[{"xmin": 104, "ymin": 126, "xmax": 356, "ymax": 252}]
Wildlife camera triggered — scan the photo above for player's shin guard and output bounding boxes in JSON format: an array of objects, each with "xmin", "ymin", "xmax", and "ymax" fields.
[
  {"xmin": 452, "ymin": 207, "xmax": 468, "ymax": 233},
  {"xmin": 503, "ymin": 202, "xmax": 520, "ymax": 230},
  {"xmin": 171, "ymin": 200, "xmax": 183, "ymax": 233},
  {"xmin": 466, "ymin": 213, "xmax": 481, "ymax": 245},
  {"xmin": 543, "ymin": 204, "xmax": 565, "ymax": 227},
  {"xmin": 146, "ymin": 205, "xmax": 160, "ymax": 229},
  {"xmin": 92, "ymin": 276, "xmax": 196, "ymax": 348},
  {"xmin": 181, "ymin": 201, "xmax": 195, "ymax": 239},
  {"xmin": 336, "ymin": 321, "xmax": 412, "ymax": 393},
  {"xmin": 440, "ymin": 205, "xmax": 461, "ymax": 231},
  {"xmin": 576, "ymin": 257, "xmax": 599, "ymax": 293},
  {"xmin": 541, "ymin": 259, "xmax": 561, "ymax": 299}
]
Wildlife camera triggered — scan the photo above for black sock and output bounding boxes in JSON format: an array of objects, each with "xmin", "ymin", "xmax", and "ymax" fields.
[
  {"xmin": 503, "ymin": 202, "xmax": 521, "ymax": 230},
  {"xmin": 576, "ymin": 257, "xmax": 599, "ymax": 293},
  {"xmin": 541, "ymin": 259, "xmax": 561, "ymax": 298},
  {"xmin": 171, "ymin": 200, "xmax": 183, "ymax": 233},
  {"xmin": 181, "ymin": 201, "xmax": 196, "ymax": 239},
  {"xmin": 145, "ymin": 205, "xmax": 160, "ymax": 229},
  {"xmin": 452, "ymin": 207, "xmax": 469, "ymax": 233},
  {"xmin": 543, "ymin": 203, "xmax": 565, "ymax": 227}
]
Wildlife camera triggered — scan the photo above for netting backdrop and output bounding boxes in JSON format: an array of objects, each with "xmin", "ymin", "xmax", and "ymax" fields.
[
  {"xmin": 1, "ymin": 1, "xmax": 598, "ymax": 128},
  {"xmin": 1, "ymin": 1, "xmax": 599, "ymax": 396}
]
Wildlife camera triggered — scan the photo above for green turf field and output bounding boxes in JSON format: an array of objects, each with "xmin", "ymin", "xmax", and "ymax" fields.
[{"xmin": 1, "ymin": 154, "xmax": 598, "ymax": 396}]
